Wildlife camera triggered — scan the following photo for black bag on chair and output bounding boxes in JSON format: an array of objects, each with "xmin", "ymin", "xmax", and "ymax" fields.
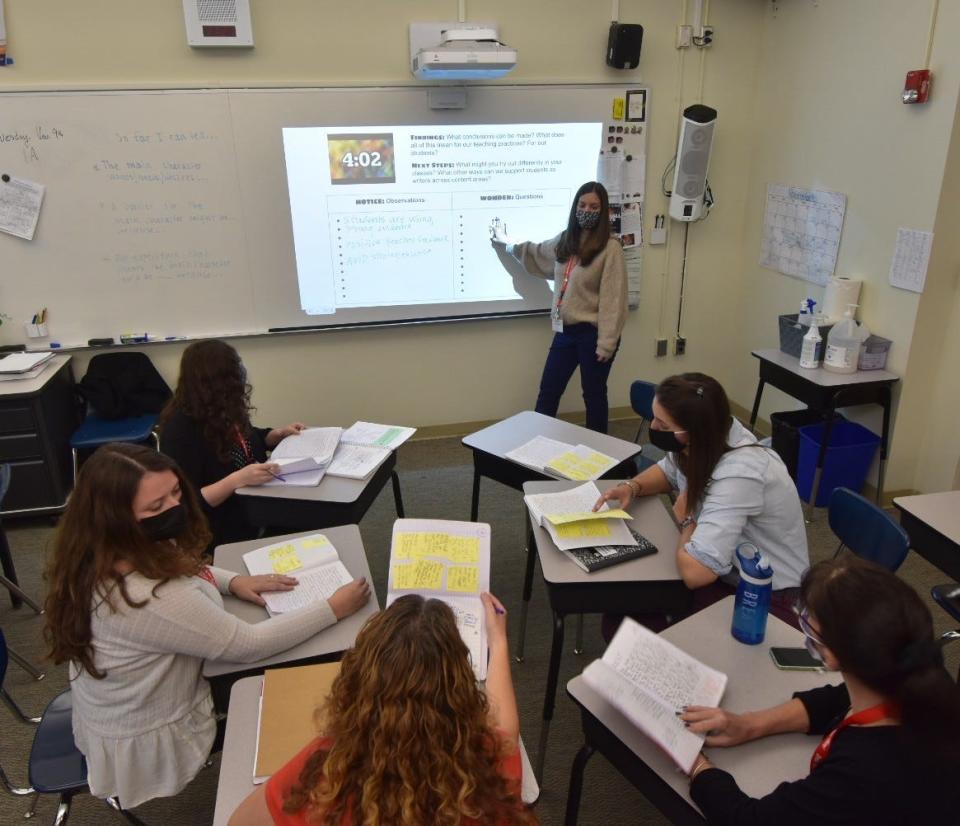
[{"xmin": 76, "ymin": 352, "xmax": 172, "ymax": 420}]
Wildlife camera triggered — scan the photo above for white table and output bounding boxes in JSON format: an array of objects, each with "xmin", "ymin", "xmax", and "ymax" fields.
[
  {"xmin": 213, "ymin": 674, "xmax": 540, "ymax": 826},
  {"xmin": 462, "ymin": 411, "xmax": 642, "ymax": 521},
  {"xmin": 894, "ymin": 490, "xmax": 960, "ymax": 581},
  {"xmin": 203, "ymin": 525, "xmax": 380, "ymax": 679},
  {"xmin": 564, "ymin": 596, "xmax": 833, "ymax": 825},
  {"xmin": 236, "ymin": 451, "xmax": 404, "ymax": 531}
]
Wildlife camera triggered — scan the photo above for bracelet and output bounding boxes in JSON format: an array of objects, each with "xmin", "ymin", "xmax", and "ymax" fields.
[
  {"xmin": 622, "ymin": 479, "xmax": 641, "ymax": 498},
  {"xmin": 679, "ymin": 515, "xmax": 695, "ymax": 530},
  {"xmin": 689, "ymin": 754, "xmax": 712, "ymax": 781}
]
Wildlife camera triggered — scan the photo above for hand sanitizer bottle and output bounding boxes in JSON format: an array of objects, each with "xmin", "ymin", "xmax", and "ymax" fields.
[{"xmin": 799, "ymin": 319, "xmax": 822, "ymax": 368}]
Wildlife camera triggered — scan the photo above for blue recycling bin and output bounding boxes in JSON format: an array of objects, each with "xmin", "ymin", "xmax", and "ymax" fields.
[{"xmin": 796, "ymin": 420, "xmax": 880, "ymax": 507}]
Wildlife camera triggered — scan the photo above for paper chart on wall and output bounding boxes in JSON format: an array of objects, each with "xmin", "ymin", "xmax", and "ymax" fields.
[
  {"xmin": 888, "ymin": 227, "xmax": 933, "ymax": 293},
  {"xmin": 759, "ymin": 184, "xmax": 846, "ymax": 286}
]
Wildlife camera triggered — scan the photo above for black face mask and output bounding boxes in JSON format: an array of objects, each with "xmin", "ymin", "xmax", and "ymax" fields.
[
  {"xmin": 648, "ymin": 427, "xmax": 687, "ymax": 454},
  {"xmin": 139, "ymin": 503, "xmax": 188, "ymax": 542}
]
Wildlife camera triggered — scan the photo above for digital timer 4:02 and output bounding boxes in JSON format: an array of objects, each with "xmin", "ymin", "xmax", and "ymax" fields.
[{"xmin": 341, "ymin": 151, "xmax": 383, "ymax": 168}]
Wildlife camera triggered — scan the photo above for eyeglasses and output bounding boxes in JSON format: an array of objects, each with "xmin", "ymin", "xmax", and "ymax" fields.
[{"xmin": 795, "ymin": 605, "xmax": 826, "ymax": 662}]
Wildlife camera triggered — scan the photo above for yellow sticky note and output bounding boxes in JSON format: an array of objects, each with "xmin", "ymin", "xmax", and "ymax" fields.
[
  {"xmin": 546, "ymin": 509, "xmax": 632, "ymax": 525},
  {"xmin": 300, "ymin": 536, "xmax": 330, "ymax": 549},
  {"xmin": 392, "ymin": 560, "xmax": 445, "ymax": 591},
  {"xmin": 268, "ymin": 544, "xmax": 302, "ymax": 574},
  {"xmin": 394, "ymin": 532, "xmax": 480, "ymax": 563},
  {"xmin": 612, "ymin": 98, "xmax": 625, "ymax": 120},
  {"xmin": 447, "ymin": 565, "xmax": 480, "ymax": 594},
  {"xmin": 554, "ymin": 520, "xmax": 612, "ymax": 539}
]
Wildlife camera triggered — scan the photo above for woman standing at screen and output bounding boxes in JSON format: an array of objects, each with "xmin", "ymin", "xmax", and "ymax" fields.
[{"xmin": 491, "ymin": 181, "xmax": 628, "ymax": 433}]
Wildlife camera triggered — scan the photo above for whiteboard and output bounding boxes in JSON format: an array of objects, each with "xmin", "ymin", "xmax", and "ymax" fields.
[{"xmin": 0, "ymin": 85, "xmax": 639, "ymax": 346}]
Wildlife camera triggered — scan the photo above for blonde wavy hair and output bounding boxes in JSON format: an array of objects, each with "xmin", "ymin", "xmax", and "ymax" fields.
[{"xmin": 283, "ymin": 595, "xmax": 537, "ymax": 825}]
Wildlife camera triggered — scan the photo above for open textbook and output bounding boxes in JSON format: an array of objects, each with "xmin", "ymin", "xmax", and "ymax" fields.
[
  {"xmin": 325, "ymin": 443, "xmax": 391, "ymax": 480},
  {"xmin": 387, "ymin": 519, "xmax": 491, "ymax": 680},
  {"xmin": 243, "ymin": 533, "xmax": 353, "ymax": 615},
  {"xmin": 583, "ymin": 618, "xmax": 728, "ymax": 773},
  {"xmin": 265, "ymin": 427, "xmax": 342, "ymax": 486},
  {"xmin": 506, "ymin": 435, "xmax": 618, "ymax": 481},
  {"xmin": 341, "ymin": 421, "xmax": 416, "ymax": 450},
  {"xmin": 524, "ymin": 481, "xmax": 637, "ymax": 551}
]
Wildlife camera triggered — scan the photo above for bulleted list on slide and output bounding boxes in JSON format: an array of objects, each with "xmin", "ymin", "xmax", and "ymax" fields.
[{"xmin": 282, "ymin": 123, "xmax": 600, "ymax": 315}]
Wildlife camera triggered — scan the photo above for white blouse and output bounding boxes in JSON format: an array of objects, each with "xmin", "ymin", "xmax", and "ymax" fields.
[{"xmin": 71, "ymin": 566, "xmax": 336, "ymax": 808}]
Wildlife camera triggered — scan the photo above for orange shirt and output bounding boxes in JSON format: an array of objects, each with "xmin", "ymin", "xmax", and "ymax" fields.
[{"xmin": 265, "ymin": 735, "xmax": 523, "ymax": 825}]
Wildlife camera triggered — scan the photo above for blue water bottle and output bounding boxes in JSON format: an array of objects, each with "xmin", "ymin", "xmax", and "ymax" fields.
[{"xmin": 731, "ymin": 542, "xmax": 773, "ymax": 645}]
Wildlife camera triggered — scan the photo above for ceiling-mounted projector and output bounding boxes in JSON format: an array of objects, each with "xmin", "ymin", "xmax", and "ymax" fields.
[{"xmin": 409, "ymin": 23, "xmax": 517, "ymax": 80}]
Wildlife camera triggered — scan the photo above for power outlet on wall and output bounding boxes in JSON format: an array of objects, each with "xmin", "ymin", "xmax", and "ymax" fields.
[
  {"xmin": 656, "ymin": 338, "xmax": 668, "ymax": 357},
  {"xmin": 675, "ymin": 336, "xmax": 686, "ymax": 356}
]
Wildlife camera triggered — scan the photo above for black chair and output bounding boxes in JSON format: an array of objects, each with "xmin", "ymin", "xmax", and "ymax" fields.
[
  {"xmin": 827, "ymin": 487, "xmax": 910, "ymax": 572},
  {"xmin": 931, "ymin": 584, "xmax": 960, "ymax": 682},
  {"xmin": 0, "ymin": 630, "xmax": 145, "ymax": 824},
  {"xmin": 629, "ymin": 380, "xmax": 657, "ymax": 473},
  {"xmin": 0, "ymin": 464, "xmax": 44, "ymax": 614}
]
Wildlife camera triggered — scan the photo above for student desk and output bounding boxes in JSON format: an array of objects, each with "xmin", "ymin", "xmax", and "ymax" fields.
[
  {"xmin": 213, "ymin": 673, "xmax": 541, "ymax": 826},
  {"xmin": 0, "ymin": 355, "xmax": 76, "ymax": 516},
  {"xmin": 748, "ymin": 349, "xmax": 898, "ymax": 512},
  {"xmin": 522, "ymin": 480, "xmax": 688, "ymax": 777},
  {"xmin": 203, "ymin": 525, "xmax": 380, "ymax": 684},
  {"xmin": 462, "ymin": 411, "xmax": 642, "ymax": 521},
  {"xmin": 894, "ymin": 491, "xmax": 960, "ymax": 581},
  {"xmin": 564, "ymin": 597, "xmax": 833, "ymax": 826},
  {"xmin": 236, "ymin": 452, "xmax": 404, "ymax": 531}
]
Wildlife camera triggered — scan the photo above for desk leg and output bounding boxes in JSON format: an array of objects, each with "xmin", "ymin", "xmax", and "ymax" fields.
[
  {"xmin": 0, "ymin": 575, "xmax": 42, "ymax": 614},
  {"xmin": 574, "ymin": 615, "xmax": 584, "ymax": 655},
  {"xmin": 876, "ymin": 385, "xmax": 892, "ymax": 505},
  {"xmin": 470, "ymin": 463, "xmax": 481, "ymax": 522},
  {"xmin": 563, "ymin": 743, "xmax": 596, "ymax": 826},
  {"xmin": 806, "ymin": 404, "xmax": 837, "ymax": 521},
  {"xmin": 749, "ymin": 378, "xmax": 766, "ymax": 433},
  {"xmin": 0, "ymin": 528, "xmax": 23, "ymax": 610},
  {"xmin": 543, "ymin": 611, "xmax": 565, "ymax": 721},
  {"xmin": 391, "ymin": 470, "xmax": 405, "ymax": 518},
  {"xmin": 515, "ymin": 525, "xmax": 536, "ymax": 663}
]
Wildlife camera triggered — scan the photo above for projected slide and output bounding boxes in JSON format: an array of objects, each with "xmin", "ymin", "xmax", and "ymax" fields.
[{"xmin": 282, "ymin": 123, "xmax": 601, "ymax": 315}]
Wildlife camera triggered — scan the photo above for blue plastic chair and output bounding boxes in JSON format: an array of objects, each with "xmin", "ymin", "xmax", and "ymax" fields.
[
  {"xmin": 69, "ymin": 413, "xmax": 159, "ymax": 484},
  {"xmin": 629, "ymin": 380, "xmax": 658, "ymax": 473},
  {"xmin": 0, "ymin": 630, "xmax": 145, "ymax": 824},
  {"xmin": 827, "ymin": 487, "xmax": 910, "ymax": 572}
]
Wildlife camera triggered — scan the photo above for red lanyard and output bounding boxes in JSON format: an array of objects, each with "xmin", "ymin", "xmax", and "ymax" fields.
[
  {"xmin": 196, "ymin": 566, "xmax": 217, "ymax": 588},
  {"xmin": 555, "ymin": 257, "xmax": 577, "ymax": 314},
  {"xmin": 810, "ymin": 701, "xmax": 899, "ymax": 771},
  {"xmin": 234, "ymin": 425, "xmax": 252, "ymax": 462}
]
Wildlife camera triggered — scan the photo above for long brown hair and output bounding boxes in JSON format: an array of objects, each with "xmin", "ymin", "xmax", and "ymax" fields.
[
  {"xmin": 44, "ymin": 443, "xmax": 211, "ymax": 679},
  {"xmin": 284, "ymin": 595, "xmax": 535, "ymax": 825},
  {"xmin": 159, "ymin": 339, "xmax": 254, "ymax": 462},
  {"xmin": 555, "ymin": 181, "xmax": 611, "ymax": 267},
  {"xmin": 801, "ymin": 558, "xmax": 960, "ymax": 763},
  {"xmin": 656, "ymin": 373, "xmax": 737, "ymax": 513}
]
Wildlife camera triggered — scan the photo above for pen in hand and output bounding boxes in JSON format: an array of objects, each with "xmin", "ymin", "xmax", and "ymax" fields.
[{"xmin": 268, "ymin": 469, "xmax": 286, "ymax": 482}]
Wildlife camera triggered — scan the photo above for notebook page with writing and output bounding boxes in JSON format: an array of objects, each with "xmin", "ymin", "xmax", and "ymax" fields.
[
  {"xmin": 270, "ymin": 427, "xmax": 343, "ymax": 466},
  {"xmin": 340, "ymin": 421, "xmax": 416, "ymax": 450},
  {"xmin": 325, "ymin": 443, "xmax": 391, "ymax": 480},
  {"xmin": 387, "ymin": 519, "xmax": 491, "ymax": 680},
  {"xmin": 544, "ymin": 444, "xmax": 618, "ymax": 481},
  {"xmin": 524, "ymin": 482, "xmax": 637, "ymax": 551},
  {"xmin": 582, "ymin": 618, "xmax": 727, "ymax": 773},
  {"xmin": 505, "ymin": 435, "xmax": 574, "ymax": 473}
]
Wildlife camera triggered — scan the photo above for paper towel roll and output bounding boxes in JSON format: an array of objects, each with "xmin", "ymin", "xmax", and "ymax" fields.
[{"xmin": 822, "ymin": 277, "xmax": 862, "ymax": 323}]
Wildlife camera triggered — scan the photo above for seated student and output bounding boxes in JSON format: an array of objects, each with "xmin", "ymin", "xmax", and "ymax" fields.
[
  {"xmin": 229, "ymin": 592, "xmax": 536, "ymax": 826},
  {"xmin": 43, "ymin": 443, "xmax": 371, "ymax": 810},
  {"xmin": 159, "ymin": 339, "xmax": 306, "ymax": 546},
  {"xmin": 595, "ymin": 373, "xmax": 808, "ymax": 631},
  {"xmin": 683, "ymin": 557, "xmax": 960, "ymax": 824}
]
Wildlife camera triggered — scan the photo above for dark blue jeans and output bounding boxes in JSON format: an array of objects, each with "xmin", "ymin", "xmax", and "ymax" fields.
[{"xmin": 535, "ymin": 323, "xmax": 618, "ymax": 433}]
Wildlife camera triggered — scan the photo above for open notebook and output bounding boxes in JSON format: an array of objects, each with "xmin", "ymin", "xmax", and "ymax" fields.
[
  {"xmin": 242, "ymin": 533, "xmax": 352, "ymax": 615},
  {"xmin": 506, "ymin": 435, "xmax": 618, "ymax": 481},
  {"xmin": 341, "ymin": 421, "xmax": 416, "ymax": 450},
  {"xmin": 582, "ymin": 618, "xmax": 727, "ymax": 773},
  {"xmin": 387, "ymin": 519, "xmax": 491, "ymax": 680},
  {"xmin": 524, "ymin": 481, "xmax": 637, "ymax": 552},
  {"xmin": 265, "ymin": 427, "xmax": 342, "ymax": 487}
]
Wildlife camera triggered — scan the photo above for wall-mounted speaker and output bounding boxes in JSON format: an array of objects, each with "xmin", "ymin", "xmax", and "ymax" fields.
[
  {"xmin": 183, "ymin": 0, "xmax": 253, "ymax": 47},
  {"xmin": 606, "ymin": 23, "xmax": 643, "ymax": 70},
  {"xmin": 669, "ymin": 104, "xmax": 717, "ymax": 222}
]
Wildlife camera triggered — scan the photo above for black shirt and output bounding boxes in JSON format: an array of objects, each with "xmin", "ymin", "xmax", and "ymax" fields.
[
  {"xmin": 160, "ymin": 409, "xmax": 271, "ymax": 548},
  {"xmin": 690, "ymin": 683, "xmax": 958, "ymax": 825}
]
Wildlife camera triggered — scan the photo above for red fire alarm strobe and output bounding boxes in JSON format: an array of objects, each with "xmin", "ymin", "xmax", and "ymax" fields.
[{"xmin": 903, "ymin": 69, "xmax": 932, "ymax": 104}]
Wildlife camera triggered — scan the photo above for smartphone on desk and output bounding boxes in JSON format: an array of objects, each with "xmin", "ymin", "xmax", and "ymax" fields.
[{"xmin": 770, "ymin": 646, "xmax": 824, "ymax": 671}]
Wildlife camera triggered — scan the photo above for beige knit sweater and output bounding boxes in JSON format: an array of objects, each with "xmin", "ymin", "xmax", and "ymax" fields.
[{"xmin": 510, "ymin": 233, "xmax": 628, "ymax": 357}]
